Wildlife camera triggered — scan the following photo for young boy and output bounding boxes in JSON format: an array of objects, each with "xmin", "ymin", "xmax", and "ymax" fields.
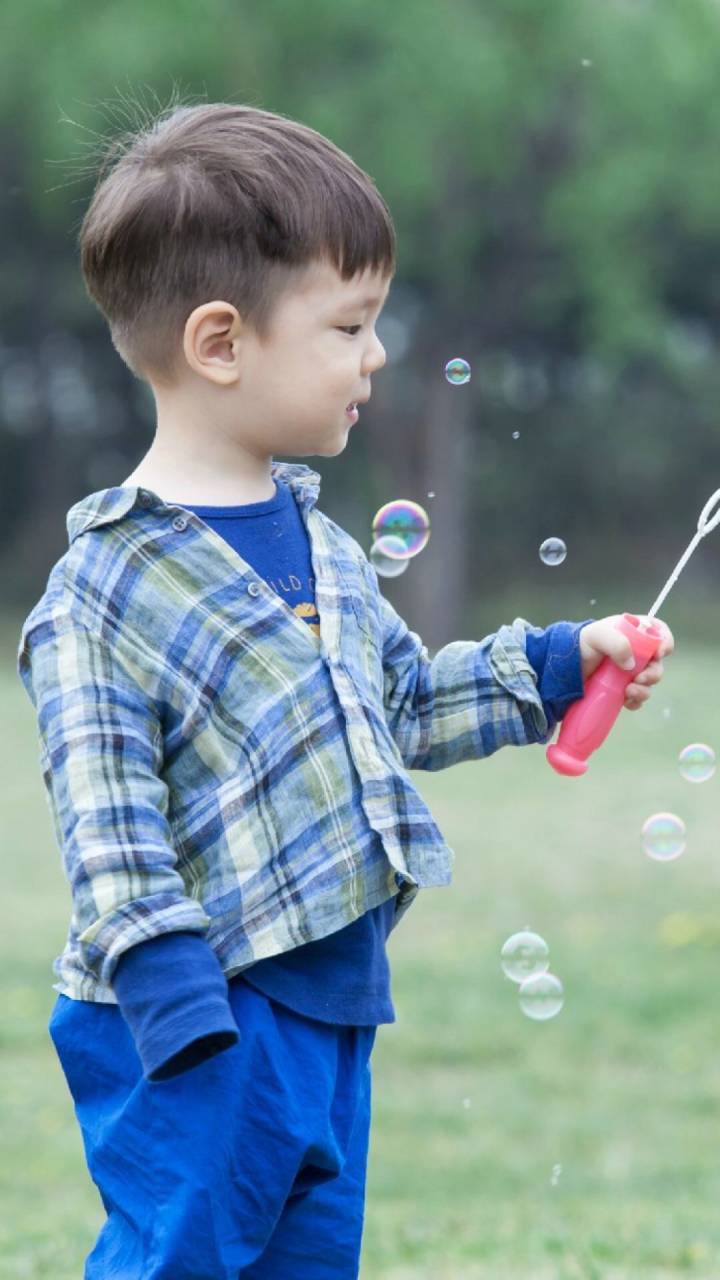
[{"xmin": 16, "ymin": 101, "xmax": 673, "ymax": 1280}]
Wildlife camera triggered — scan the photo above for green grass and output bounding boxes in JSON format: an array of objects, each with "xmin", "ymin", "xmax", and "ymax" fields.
[{"xmin": 3, "ymin": 622, "xmax": 720, "ymax": 1278}]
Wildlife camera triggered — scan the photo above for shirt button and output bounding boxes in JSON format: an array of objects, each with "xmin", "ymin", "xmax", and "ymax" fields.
[
  {"xmin": 247, "ymin": 581, "xmax": 261, "ymax": 597},
  {"xmin": 172, "ymin": 515, "xmax": 188, "ymax": 531},
  {"xmin": 138, "ymin": 490, "xmax": 153, "ymax": 506}
]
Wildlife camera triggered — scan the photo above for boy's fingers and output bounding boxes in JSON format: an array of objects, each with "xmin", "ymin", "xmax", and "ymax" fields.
[
  {"xmin": 625, "ymin": 684, "xmax": 651, "ymax": 708},
  {"xmin": 636, "ymin": 660, "xmax": 664, "ymax": 685},
  {"xmin": 608, "ymin": 633, "xmax": 636, "ymax": 670},
  {"xmin": 586, "ymin": 616, "xmax": 673, "ymax": 672},
  {"xmin": 589, "ymin": 622, "xmax": 635, "ymax": 670}
]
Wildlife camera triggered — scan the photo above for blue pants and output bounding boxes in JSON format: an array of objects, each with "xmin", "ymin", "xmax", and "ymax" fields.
[{"xmin": 48, "ymin": 978, "xmax": 377, "ymax": 1278}]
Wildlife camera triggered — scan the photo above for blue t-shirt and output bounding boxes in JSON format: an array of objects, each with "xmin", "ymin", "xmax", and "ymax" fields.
[
  {"xmin": 175, "ymin": 481, "xmax": 397, "ymax": 1025},
  {"xmin": 112, "ymin": 477, "xmax": 587, "ymax": 1079}
]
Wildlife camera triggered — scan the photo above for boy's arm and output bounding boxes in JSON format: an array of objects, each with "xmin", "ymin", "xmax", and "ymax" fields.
[
  {"xmin": 376, "ymin": 581, "xmax": 590, "ymax": 770},
  {"xmin": 17, "ymin": 610, "xmax": 238, "ymax": 1081}
]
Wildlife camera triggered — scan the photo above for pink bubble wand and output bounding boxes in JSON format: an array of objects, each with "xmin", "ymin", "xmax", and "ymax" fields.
[{"xmin": 546, "ymin": 488, "xmax": 720, "ymax": 777}]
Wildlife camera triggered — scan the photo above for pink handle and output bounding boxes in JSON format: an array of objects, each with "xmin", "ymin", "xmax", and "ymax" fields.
[{"xmin": 546, "ymin": 613, "xmax": 663, "ymax": 776}]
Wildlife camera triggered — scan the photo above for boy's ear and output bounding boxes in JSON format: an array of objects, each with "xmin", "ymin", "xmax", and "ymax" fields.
[{"xmin": 183, "ymin": 301, "xmax": 243, "ymax": 384}]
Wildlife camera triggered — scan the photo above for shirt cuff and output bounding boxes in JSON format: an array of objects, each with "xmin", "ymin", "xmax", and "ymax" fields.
[
  {"xmin": 112, "ymin": 931, "xmax": 240, "ymax": 1081},
  {"xmin": 524, "ymin": 620, "xmax": 593, "ymax": 723}
]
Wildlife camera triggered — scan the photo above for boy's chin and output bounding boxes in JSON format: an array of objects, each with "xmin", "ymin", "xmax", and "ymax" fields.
[
  {"xmin": 298, "ymin": 431, "xmax": 350, "ymax": 459},
  {"xmin": 323, "ymin": 435, "xmax": 350, "ymax": 457}
]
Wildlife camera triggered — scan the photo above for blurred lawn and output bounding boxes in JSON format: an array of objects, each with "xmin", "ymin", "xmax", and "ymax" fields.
[{"xmin": 2, "ymin": 623, "xmax": 719, "ymax": 1279}]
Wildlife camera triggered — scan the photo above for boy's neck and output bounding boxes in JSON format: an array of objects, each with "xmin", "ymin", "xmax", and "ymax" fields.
[{"xmin": 119, "ymin": 457, "xmax": 278, "ymax": 508}]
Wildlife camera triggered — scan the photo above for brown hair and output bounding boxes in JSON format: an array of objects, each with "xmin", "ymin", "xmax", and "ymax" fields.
[{"xmin": 78, "ymin": 98, "xmax": 396, "ymax": 386}]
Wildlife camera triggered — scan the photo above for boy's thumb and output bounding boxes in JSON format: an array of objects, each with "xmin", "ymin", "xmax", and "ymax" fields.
[{"xmin": 607, "ymin": 633, "xmax": 636, "ymax": 671}]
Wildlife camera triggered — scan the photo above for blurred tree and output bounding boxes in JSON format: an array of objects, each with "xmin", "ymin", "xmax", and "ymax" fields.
[{"xmin": 1, "ymin": 0, "xmax": 718, "ymax": 643}]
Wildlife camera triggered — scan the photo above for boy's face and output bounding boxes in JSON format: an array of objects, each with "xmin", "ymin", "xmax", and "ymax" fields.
[{"xmin": 180, "ymin": 258, "xmax": 392, "ymax": 461}]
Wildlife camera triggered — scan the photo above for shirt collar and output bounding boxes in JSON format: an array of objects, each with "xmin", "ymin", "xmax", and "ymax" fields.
[{"xmin": 65, "ymin": 461, "xmax": 323, "ymax": 546}]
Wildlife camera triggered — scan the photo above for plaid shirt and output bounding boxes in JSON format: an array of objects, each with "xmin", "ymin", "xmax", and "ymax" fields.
[{"xmin": 16, "ymin": 462, "xmax": 553, "ymax": 1004}]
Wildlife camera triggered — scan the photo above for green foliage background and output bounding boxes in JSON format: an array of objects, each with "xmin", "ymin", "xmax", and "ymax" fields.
[{"xmin": 1, "ymin": 0, "xmax": 719, "ymax": 644}]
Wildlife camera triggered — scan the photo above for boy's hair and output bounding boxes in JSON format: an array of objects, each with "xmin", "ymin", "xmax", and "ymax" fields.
[{"xmin": 78, "ymin": 99, "xmax": 396, "ymax": 387}]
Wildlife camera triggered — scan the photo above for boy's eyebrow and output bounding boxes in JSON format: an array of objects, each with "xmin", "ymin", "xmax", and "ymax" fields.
[{"xmin": 337, "ymin": 293, "xmax": 388, "ymax": 311}]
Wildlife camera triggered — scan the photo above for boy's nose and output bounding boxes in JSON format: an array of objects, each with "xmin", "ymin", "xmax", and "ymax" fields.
[{"xmin": 363, "ymin": 336, "xmax": 386, "ymax": 375}]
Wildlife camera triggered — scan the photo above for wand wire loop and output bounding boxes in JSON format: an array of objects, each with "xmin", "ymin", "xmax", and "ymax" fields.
[
  {"xmin": 697, "ymin": 488, "xmax": 720, "ymax": 535},
  {"xmin": 647, "ymin": 487, "xmax": 720, "ymax": 619}
]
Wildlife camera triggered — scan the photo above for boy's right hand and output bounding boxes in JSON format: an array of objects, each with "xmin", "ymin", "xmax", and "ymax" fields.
[{"xmin": 579, "ymin": 615, "xmax": 674, "ymax": 711}]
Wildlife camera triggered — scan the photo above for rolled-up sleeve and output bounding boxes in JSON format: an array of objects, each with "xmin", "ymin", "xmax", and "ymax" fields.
[
  {"xmin": 378, "ymin": 589, "xmax": 554, "ymax": 771},
  {"xmin": 524, "ymin": 619, "xmax": 591, "ymax": 723},
  {"xmin": 17, "ymin": 610, "xmax": 212, "ymax": 987}
]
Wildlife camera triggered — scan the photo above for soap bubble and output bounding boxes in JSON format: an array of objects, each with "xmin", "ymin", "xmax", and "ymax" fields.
[
  {"xmin": 518, "ymin": 971, "xmax": 564, "ymax": 1021},
  {"xmin": 637, "ymin": 698, "xmax": 674, "ymax": 734},
  {"xmin": 500, "ymin": 930, "xmax": 550, "ymax": 983},
  {"xmin": 539, "ymin": 537, "xmax": 567, "ymax": 566},
  {"xmin": 642, "ymin": 812, "xmax": 686, "ymax": 861},
  {"xmin": 678, "ymin": 743, "xmax": 716, "ymax": 784},
  {"xmin": 370, "ymin": 536, "xmax": 410, "ymax": 578},
  {"xmin": 444, "ymin": 357, "xmax": 471, "ymax": 385},
  {"xmin": 372, "ymin": 499, "xmax": 430, "ymax": 559}
]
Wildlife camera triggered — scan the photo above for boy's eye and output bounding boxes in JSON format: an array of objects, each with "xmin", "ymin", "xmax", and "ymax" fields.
[{"xmin": 338, "ymin": 325, "xmax": 362, "ymax": 336}]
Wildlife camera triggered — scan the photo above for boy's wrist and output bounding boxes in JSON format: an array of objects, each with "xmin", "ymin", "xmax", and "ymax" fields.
[{"xmin": 525, "ymin": 619, "xmax": 592, "ymax": 723}]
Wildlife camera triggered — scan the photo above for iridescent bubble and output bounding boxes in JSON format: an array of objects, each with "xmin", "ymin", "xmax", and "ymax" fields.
[
  {"xmin": 500, "ymin": 930, "xmax": 550, "ymax": 984},
  {"xmin": 372, "ymin": 499, "xmax": 430, "ymax": 559},
  {"xmin": 444, "ymin": 357, "xmax": 471, "ymax": 385},
  {"xmin": 518, "ymin": 971, "xmax": 564, "ymax": 1021},
  {"xmin": 370, "ymin": 535, "xmax": 410, "ymax": 578},
  {"xmin": 678, "ymin": 743, "xmax": 716, "ymax": 784},
  {"xmin": 539, "ymin": 537, "xmax": 567, "ymax": 566},
  {"xmin": 642, "ymin": 812, "xmax": 686, "ymax": 861}
]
